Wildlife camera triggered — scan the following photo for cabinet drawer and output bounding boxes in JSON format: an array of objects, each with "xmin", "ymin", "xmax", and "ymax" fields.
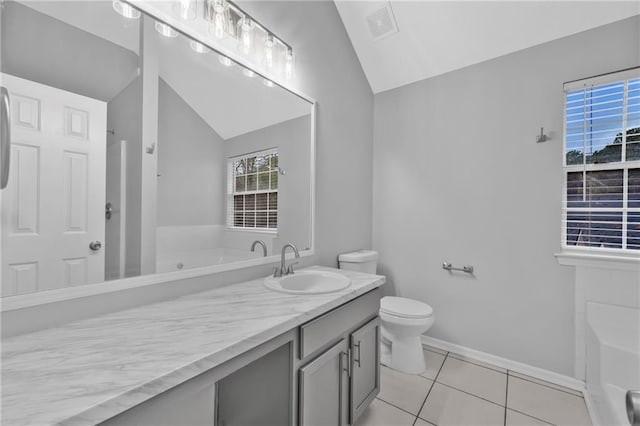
[{"xmin": 299, "ymin": 288, "xmax": 381, "ymax": 359}]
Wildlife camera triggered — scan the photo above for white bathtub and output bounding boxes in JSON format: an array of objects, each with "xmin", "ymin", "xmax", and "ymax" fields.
[
  {"xmin": 156, "ymin": 248, "xmax": 263, "ymax": 273},
  {"xmin": 586, "ymin": 302, "xmax": 640, "ymax": 426}
]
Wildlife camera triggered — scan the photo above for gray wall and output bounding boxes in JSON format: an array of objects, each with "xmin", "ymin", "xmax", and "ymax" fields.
[
  {"xmin": 372, "ymin": 16, "xmax": 640, "ymax": 376},
  {"xmin": 157, "ymin": 79, "xmax": 226, "ymax": 227},
  {"xmin": 1, "ymin": 1, "xmax": 138, "ymax": 102},
  {"xmin": 226, "ymin": 115, "xmax": 312, "ymax": 250},
  {"xmin": 2, "ymin": 1, "xmax": 374, "ymax": 336}
]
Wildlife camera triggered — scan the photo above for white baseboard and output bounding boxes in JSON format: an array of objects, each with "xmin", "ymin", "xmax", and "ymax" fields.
[{"xmin": 421, "ymin": 335, "xmax": 586, "ymax": 393}]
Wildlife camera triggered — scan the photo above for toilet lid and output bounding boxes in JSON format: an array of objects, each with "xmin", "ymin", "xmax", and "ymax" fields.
[{"xmin": 380, "ymin": 296, "xmax": 433, "ymax": 319}]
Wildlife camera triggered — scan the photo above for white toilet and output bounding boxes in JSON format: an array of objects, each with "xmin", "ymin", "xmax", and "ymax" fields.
[{"xmin": 338, "ymin": 250, "xmax": 435, "ymax": 375}]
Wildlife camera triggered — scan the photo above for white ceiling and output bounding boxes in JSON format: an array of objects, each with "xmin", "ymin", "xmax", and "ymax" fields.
[{"xmin": 334, "ymin": 1, "xmax": 640, "ymax": 94}]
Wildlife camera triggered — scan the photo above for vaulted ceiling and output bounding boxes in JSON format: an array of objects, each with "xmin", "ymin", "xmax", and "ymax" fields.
[{"xmin": 334, "ymin": 1, "xmax": 640, "ymax": 94}]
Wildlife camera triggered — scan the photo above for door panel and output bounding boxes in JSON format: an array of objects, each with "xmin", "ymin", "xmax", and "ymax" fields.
[
  {"xmin": 350, "ymin": 317, "xmax": 380, "ymax": 423},
  {"xmin": 1, "ymin": 73, "xmax": 106, "ymax": 296},
  {"xmin": 299, "ymin": 339, "xmax": 348, "ymax": 426}
]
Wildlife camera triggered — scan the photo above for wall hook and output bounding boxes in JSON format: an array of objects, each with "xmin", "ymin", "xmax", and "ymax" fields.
[{"xmin": 536, "ymin": 127, "xmax": 548, "ymax": 143}]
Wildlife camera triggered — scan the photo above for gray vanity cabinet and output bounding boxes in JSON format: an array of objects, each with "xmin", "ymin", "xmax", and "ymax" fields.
[
  {"xmin": 299, "ymin": 339, "xmax": 350, "ymax": 426},
  {"xmin": 297, "ymin": 289, "xmax": 382, "ymax": 425},
  {"xmin": 349, "ymin": 317, "xmax": 380, "ymax": 422}
]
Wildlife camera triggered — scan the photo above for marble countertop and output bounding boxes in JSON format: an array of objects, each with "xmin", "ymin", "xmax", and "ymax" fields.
[{"xmin": 1, "ymin": 266, "xmax": 385, "ymax": 426}]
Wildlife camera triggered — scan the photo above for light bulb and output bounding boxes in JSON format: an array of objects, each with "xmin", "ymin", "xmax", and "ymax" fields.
[
  {"xmin": 264, "ymin": 35, "xmax": 275, "ymax": 69},
  {"xmin": 190, "ymin": 40, "xmax": 208, "ymax": 53},
  {"xmin": 263, "ymin": 78, "xmax": 274, "ymax": 88},
  {"xmin": 175, "ymin": 0, "xmax": 196, "ymax": 20},
  {"xmin": 218, "ymin": 54, "xmax": 233, "ymax": 67},
  {"xmin": 113, "ymin": 0, "xmax": 140, "ymax": 19},
  {"xmin": 208, "ymin": 0, "xmax": 229, "ymax": 39},
  {"xmin": 243, "ymin": 68, "xmax": 255, "ymax": 78},
  {"xmin": 284, "ymin": 47, "xmax": 294, "ymax": 80},
  {"xmin": 155, "ymin": 21, "xmax": 179, "ymax": 38},
  {"xmin": 237, "ymin": 16, "xmax": 254, "ymax": 56}
]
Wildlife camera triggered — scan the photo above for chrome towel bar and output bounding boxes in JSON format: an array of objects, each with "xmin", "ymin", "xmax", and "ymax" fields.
[{"xmin": 442, "ymin": 262, "xmax": 474, "ymax": 274}]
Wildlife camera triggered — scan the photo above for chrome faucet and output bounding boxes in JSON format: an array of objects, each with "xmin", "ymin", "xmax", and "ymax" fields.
[
  {"xmin": 274, "ymin": 243, "xmax": 300, "ymax": 277},
  {"xmin": 250, "ymin": 240, "xmax": 267, "ymax": 257}
]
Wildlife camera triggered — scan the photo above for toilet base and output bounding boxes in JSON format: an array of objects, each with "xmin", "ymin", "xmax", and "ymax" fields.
[{"xmin": 379, "ymin": 332, "xmax": 426, "ymax": 374}]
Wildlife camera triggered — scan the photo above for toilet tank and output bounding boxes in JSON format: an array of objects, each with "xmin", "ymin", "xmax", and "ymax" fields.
[{"xmin": 338, "ymin": 250, "xmax": 378, "ymax": 274}]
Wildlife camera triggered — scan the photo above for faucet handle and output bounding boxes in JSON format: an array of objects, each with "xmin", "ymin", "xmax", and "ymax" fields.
[
  {"xmin": 286, "ymin": 262, "xmax": 299, "ymax": 275},
  {"xmin": 273, "ymin": 267, "xmax": 283, "ymax": 278}
]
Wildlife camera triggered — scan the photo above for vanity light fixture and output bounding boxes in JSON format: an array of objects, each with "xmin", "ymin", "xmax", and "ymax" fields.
[
  {"xmin": 284, "ymin": 47, "xmax": 295, "ymax": 80},
  {"xmin": 264, "ymin": 34, "xmax": 275, "ymax": 69},
  {"xmin": 155, "ymin": 21, "xmax": 179, "ymax": 38},
  {"xmin": 112, "ymin": 0, "xmax": 140, "ymax": 19},
  {"xmin": 263, "ymin": 78, "xmax": 274, "ymax": 88},
  {"xmin": 207, "ymin": 0, "xmax": 230, "ymax": 39},
  {"xmin": 190, "ymin": 40, "xmax": 208, "ymax": 53},
  {"xmin": 203, "ymin": 0, "xmax": 296, "ymax": 80},
  {"xmin": 175, "ymin": 0, "xmax": 197, "ymax": 20},
  {"xmin": 237, "ymin": 16, "xmax": 255, "ymax": 56},
  {"xmin": 242, "ymin": 68, "xmax": 256, "ymax": 78},
  {"xmin": 218, "ymin": 54, "xmax": 234, "ymax": 67}
]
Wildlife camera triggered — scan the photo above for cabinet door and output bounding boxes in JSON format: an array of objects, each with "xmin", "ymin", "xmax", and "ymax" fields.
[
  {"xmin": 350, "ymin": 317, "xmax": 380, "ymax": 423},
  {"xmin": 299, "ymin": 339, "xmax": 349, "ymax": 426}
]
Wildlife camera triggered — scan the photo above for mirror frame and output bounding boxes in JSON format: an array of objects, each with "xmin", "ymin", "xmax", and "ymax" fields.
[{"xmin": 1, "ymin": 0, "xmax": 317, "ymax": 312}]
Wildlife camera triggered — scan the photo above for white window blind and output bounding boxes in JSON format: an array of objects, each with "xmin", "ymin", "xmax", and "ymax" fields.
[
  {"xmin": 563, "ymin": 68, "xmax": 640, "ymax": 252},
  {"xmin": 227, "ymin": 149, "xmax": 279, "ymax": 231}
]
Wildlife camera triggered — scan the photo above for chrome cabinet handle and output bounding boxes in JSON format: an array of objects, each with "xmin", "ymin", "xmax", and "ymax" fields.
[
  {"xmin": 89, "ymin": 241, "xmax": 102, "ymax": 251},
  {"xmin": 1, "ymin": 87, "xmax": 11, "ymax": 190},
  {"xmin": 628, "ymin": 390, "xmax": 640, "ymax": 426},
  {"xmin": 354, "ymin": 341, "xmax": 361, "ymax": 368}
]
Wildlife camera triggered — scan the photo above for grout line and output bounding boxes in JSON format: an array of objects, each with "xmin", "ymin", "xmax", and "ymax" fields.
[
  {"xmin": 507, "ymin": 408, "xmax": 556, "ymax": 426},
  {"xmin": 435, "ymin": 381, "xmax": 505, "ymax": 408},
  {"xmin": 375, "ymin": 397, "xmax": 421, "ymax": 419},
  {"xmin": 507, "ymin": 370, "xmax": 584, "ymax": 398},
  {"xmin": 413, "ymin": 351, "xmax": 449, "ymax": 425},
  {"xmin": 504, "ymin": 370, "xmax": 509, "ymax": 426}
]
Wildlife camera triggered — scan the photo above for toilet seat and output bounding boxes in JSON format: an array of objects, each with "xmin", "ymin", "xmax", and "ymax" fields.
[{"xmin": 380, "ymin": 296, "xmax": 433, "ymax": 319}]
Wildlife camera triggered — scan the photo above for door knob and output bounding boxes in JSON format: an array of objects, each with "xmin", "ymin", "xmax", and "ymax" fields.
[{"xmin": 89, "ymin": 241, "xmax": 102, "ymax": 251}]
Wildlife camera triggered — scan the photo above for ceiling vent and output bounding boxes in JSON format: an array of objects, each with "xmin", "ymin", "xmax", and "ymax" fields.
[{"xmin": 365, "ymin": 3, "xmax": 399, "ymax": 41}]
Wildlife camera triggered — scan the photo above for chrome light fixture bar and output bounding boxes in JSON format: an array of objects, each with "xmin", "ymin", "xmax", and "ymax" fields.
[
  {"xmin": 113, "ymin": 1, "xmax": 298, "ymax": 93},
  {"xmin": 205, "ymin": 0, "xmax": 295, "ymax": 80}
]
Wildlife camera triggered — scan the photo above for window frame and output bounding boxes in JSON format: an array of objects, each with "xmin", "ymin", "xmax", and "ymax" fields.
[
  {"xmin": 562, "ymin": 67, "xmax": 640, "ymax": 254},
  {"xmin": 227, "ymin": 147, "xmax": 279, "ymax": 233}
]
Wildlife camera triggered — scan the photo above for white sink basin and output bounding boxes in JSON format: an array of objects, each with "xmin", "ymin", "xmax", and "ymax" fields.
[{"xmin": 264, "ymin": 270, "xmax": 351, "ymax": 294}]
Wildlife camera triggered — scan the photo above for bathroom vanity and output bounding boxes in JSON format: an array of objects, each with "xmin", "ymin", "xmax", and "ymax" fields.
[{"xmin": 1, "ymin": 267, "xmax": 384, "ymax": 425}]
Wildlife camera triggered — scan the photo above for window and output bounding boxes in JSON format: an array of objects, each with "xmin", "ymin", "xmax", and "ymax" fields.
[
  {"xmin": 228, "ymin": 149, "xmax": 278, "ymax": 231},
  {"xmin": 563, "ymin": 68, "xmax": 640, "ymax": 251}
]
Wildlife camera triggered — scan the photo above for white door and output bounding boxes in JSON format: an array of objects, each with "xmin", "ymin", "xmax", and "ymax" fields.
[{"xmin": 1, "ymin": 73, "xmax": 106, "ymax": 296}]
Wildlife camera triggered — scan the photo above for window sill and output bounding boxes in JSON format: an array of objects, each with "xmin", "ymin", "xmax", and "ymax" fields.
[{"xmin": 555, "ymin": 250, "xmax": 640, "ymax": 271}]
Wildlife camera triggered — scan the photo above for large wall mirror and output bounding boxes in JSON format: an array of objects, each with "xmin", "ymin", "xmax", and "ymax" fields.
[{"xmin": 0, "ymin": 0, "xmax": 314, "ymax": 299}]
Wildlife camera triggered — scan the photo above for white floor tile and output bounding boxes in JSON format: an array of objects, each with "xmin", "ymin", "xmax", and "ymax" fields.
[
  {"xmin": 378, "ymin": 366, "xmax": 433, "ymax": 415},
  {"xmin": 509, "ymin": 371, "xmax": 583, "ymax": 397},
  {"xmin": 355, "ymin": 399, "xmax": 416, "ymax": 426},
  {"xmin": 419, "ymin": 349, "xmax": 446, "ymax": 380},
  {"xmin": 506, "ymin": 409, "xmax": 553, "ymax": 426},
  {"xmin": 436, "ymin": 356, "xmax": 507, "ymax": 405},
  {"xmin": 507, "ymin": 376, "xmax": 592, "ymax": 426},
  {"xmin": 419, "ymin": 382, "xmax": 505, "ymax": 426},
  {"xmin": 448, "ymin": 352, "xmax": 508, "ymax": 373}
]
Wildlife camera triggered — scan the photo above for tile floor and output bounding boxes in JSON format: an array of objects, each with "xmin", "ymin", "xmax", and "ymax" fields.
[{"xmin": 356, "ymin": 345, "xmax": 592, "ymax": 426}]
